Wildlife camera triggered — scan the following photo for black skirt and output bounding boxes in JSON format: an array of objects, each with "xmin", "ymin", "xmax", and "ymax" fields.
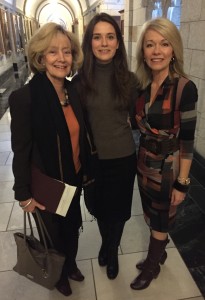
[{"xmin": 92, "ymin": 152, "xmax": 137, "ymax": 223}]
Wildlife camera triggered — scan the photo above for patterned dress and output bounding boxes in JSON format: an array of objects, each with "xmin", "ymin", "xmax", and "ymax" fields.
[{"xmin": 135, "ymin": 76, "xmax": 198, "ymax": 232}]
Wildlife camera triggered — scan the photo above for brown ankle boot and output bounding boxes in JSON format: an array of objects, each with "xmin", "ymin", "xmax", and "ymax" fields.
[
  {"xmin": 130, "ymin": 236, "xmax": 169, "ymax": 290},
  {"xmin": 136, "ymin": 249, "xmax": 168, "ymax": 270},
  {"xmin": 131, "ymin": 260, "xmax": 161, "ymax": 290}
]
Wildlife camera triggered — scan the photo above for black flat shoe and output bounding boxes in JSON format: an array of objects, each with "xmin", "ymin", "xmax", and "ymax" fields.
[
  {"xmin": 107, "ymin": 263, "xmax": 119, "ymax": 280},
  {"xmin": 106, "ymin": 253, "xmax": 119, "ymax": 279},
  {"xmin": 56, "ymin": 278, "xmax": 72, "ymax": 296},
  {"xmin": 68, "ymin": 268, "xmax": 85, "ymax": 282}
]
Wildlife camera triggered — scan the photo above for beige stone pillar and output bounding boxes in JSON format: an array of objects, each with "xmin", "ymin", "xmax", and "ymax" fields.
[
  {"xmin": 180, "ymin": 0, "xmax": 205, "ymax": 158},
  {"xmin": 124, "ymin": 0, "xmax": 147, "ymax": 71}
]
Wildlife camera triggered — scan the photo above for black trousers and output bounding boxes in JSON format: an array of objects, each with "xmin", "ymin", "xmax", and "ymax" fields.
[{"xmin": 33, "ymin": 175, "xmax": 82, "ymax": 277}]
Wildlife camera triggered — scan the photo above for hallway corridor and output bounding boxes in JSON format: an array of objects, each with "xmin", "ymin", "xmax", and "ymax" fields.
[{"xmin": 0, "ymin": 108, "xmax": 203, "ymax": 300}]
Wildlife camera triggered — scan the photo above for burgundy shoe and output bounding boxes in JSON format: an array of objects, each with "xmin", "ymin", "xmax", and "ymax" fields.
[
  {"xmin": 130, "ymin": 265, "xmax": 161, "ymax": 290},
  {"xmin": 56, "ymin": 278, "xmax": 72, "ymax": 296},
  {"xmin": 68, "ymin": 268, "xmax": 85, "ymax": 282},
  {"xmin": 136, "ymin": 251, "xmax": 167, "ymax": 270}
]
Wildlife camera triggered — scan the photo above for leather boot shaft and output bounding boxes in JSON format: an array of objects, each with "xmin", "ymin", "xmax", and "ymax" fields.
[
  {"xmin": 136, "ymin": 237, "xmax": 169, "ymax": 270},
  {"xmin": 130, "ymin": 236, "xmax": 169, "ymax": 290}
]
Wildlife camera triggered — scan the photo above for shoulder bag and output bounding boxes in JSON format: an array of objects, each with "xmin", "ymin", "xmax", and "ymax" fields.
[{"xmin": 13, "ymin": 209, "xmax": 65, "ymax": 290}]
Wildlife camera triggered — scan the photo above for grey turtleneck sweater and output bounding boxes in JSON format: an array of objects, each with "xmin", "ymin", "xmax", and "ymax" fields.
[{"xmin": 86, "ymin": 61, "xmax": 136, "ymax": 159}]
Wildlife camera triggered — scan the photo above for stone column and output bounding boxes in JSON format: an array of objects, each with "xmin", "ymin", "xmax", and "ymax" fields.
[
  {"xmin": 180, "ymin": 0, "xmax": 205, "ymax": 158},
  {"xmin": 124, "ymin": 0, "xmax": 147, "ymax": 71}
]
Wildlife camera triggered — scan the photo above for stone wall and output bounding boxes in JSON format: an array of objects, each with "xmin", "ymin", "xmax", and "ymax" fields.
[
  {"xmin": 83, "ymin": 0, "xmax": 124, "ymax": 27},
  {"xmin": 124, "ymin": 0, "xmax": 147, "ymax": 72},
  {"xmin": 181, "ymin": 0, "xmax": 205, "ymax": 158}
]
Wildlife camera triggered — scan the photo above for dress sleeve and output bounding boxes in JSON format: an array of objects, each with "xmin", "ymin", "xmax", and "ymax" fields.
[
  {"xmin": 9, "ymin": 86, "xmax": 33, "ymax": 200},
  {"xmin": 178, "ymin": 80, "xmax": 198, "ymax": 159}
]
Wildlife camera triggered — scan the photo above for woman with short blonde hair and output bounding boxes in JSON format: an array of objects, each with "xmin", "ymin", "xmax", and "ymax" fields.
[
  {"xmin": 28, "ymin": 22, "xmax": 83, "ymax": 75},
  {"xmin": 9, "ymin": 22, "xmax": 88, "ymax": 297}
]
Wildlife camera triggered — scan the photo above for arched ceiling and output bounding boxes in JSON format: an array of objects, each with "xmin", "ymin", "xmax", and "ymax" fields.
[
  {"xmin": 15, "ymin": 0, "xmax": 99, "ymax": 25},
  {"xmin": 24, "ymin": 0, "xmax": 82, "ymax": 18}
]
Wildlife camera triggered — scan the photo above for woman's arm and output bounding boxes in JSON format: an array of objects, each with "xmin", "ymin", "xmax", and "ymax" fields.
[
  {"xmin": 9, "ymin": 86, "xmax": 45, "ymax": 212},
  {"xmin": 171, "ymin": 158, "xmax": 192, "ymax": 205},
  {"xmin": 9, "ymin": 86, "xmax": 33, "ymax": 200},
  {"xmin": 171, "ymin": 80, "xmax": 198, "ymax": 206}
]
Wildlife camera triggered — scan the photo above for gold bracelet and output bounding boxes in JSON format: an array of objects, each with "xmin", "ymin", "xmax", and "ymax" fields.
[
  {"xmin": 177, "ymin": 177, "xmax": 190, "ymax": 185},
  {"xmin": 19, "ymin": 199, "xmax": 32, "ymax": 209}
]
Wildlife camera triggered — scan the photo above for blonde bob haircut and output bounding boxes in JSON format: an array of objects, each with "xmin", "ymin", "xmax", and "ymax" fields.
[
  {"xmin": 135, "ymin": 17, "xmax": 187, "ymax": 90},
  {"xmin": 28, "ymin": 22, "xmax": 83, "ymax": 75}
]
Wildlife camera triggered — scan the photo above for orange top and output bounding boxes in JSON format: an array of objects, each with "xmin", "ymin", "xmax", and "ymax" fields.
[{"xmin": 62, "ymin": 105, "xmax": 81, "ymax": 173}]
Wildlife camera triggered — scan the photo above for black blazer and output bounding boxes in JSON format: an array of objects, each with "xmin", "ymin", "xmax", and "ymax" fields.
[{"xmin": 9, "ymin": 78, "xmax": 90, "ymax": 201}]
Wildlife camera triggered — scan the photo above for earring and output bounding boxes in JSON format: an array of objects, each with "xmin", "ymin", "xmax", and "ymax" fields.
[{"xmin": 171, "ymin": 57, "xmax": 175, "ymax": 63}]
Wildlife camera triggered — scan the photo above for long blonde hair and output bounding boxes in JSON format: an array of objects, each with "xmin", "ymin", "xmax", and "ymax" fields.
[{"xmin": 136, "ymin": 18, "xmax": 187, "ymax": 90}]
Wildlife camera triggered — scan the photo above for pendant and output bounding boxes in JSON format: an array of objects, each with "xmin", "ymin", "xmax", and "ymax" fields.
[
  {"xmin": 60, "ymin": 100, "xmax": 69, "ymax": 107},
  {"xmin": 60, "ymin": 88, "xmax": 70, "ymax": 106}
]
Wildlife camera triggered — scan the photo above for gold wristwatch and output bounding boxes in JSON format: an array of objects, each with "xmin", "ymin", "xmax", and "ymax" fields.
[{"xmin": 177, "ymin": 177, "xmax": 191, "ymax": 185}]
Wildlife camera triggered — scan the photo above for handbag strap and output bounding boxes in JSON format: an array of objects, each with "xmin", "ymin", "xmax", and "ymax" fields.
[
  {"xmin": 23, "ymin": 210, "xmax": 54, "ymax": 252},
  {"xmin": 24, "ymin": 212, "xmax": 34, "ymax": 237},
  {"xmin": 35, "ymin": 209, "xmax": 54, "ymax": 248}
]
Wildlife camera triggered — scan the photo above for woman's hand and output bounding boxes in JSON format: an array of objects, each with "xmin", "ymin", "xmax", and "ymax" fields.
[
  {"xmin": 19, "ymin": 198, "xmax": 46, "ymax": 213},
  {"xmin": 171, "ymin": 188, "xmax": 186, "ymax": 206}
]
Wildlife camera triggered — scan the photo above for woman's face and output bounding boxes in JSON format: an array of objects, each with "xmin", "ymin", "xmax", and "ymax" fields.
[
  {"xmin": 42, "ymin": 32, "xmax": 72, "ymax": 84},
  {"xmin": 143, "ymin": 29, "xmax": 174, "ymax": 77},
  {"xmin": 91, "ymin": 21, "xmax": 119, "ymax": 64}
]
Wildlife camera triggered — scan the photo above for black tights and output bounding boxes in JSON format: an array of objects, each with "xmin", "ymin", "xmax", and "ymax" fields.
[{"xmin": 33, "ymin": 210, "xmax": 80, "ymax": 277}]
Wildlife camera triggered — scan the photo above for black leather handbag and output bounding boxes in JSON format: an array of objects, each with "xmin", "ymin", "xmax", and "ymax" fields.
[{"xmin": 13, "ymin": 209, "xmax": 65, "ymax": 290}]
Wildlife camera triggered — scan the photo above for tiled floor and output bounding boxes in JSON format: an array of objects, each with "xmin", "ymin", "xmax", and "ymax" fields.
[{"xmin": 0, "ymin": 108, "xmax": 203, "ymax": 300}]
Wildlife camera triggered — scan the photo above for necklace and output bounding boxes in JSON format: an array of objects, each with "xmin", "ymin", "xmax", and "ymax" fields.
[{"xmin": 60, "ymin": 88, "xmax": 70, "ymax": 107}]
